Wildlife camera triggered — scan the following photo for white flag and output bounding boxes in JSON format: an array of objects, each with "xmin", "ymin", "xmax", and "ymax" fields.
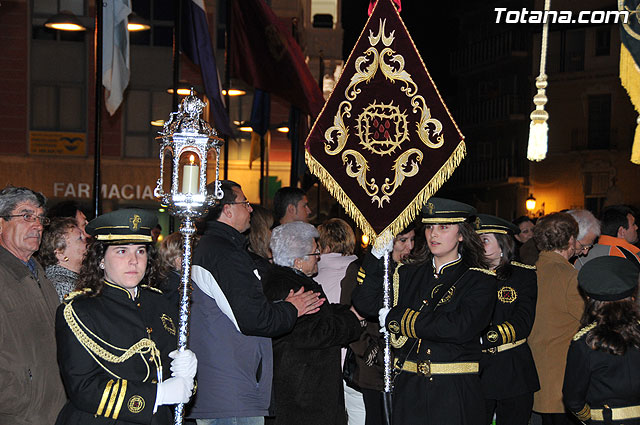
[{"xmin": 102, "ymin": 0, "xmax": 131, "ymax": 115}]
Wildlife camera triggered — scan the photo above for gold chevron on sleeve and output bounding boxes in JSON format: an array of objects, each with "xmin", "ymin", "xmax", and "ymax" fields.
[
  {"xmin": 357, "ymin": 267, "xmax": 366, "ymax": 284},
  {"xmin": 409, "ymin": 310, "xmax": 420, "ymax": 338},
  {"xmin": 505, "ymin": 321, "xmax": 516, "ymax": 343},
  {"xmin": 575, "ymin": 403, "xmax": 590, "ymax": 421},
  {"xmin": 104, "ymin": 379, "xmax": 121, "ymax": 417},
  {"xmin": 401, "ymin": 308, "xmax": 411, "ymax": 336},
  {"xmin": 497, "ymin": 324, "xmax": 508, "ymax": 344},
  {"xmin": 97, "ymin": 379, "xmax": 115, "ymax": 416},
  {"xmin": 112, "ymin": 379, "xmax": 128, "ymax": 419}
]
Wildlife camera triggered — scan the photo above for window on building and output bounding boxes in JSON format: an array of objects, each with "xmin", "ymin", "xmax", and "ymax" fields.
[
  {"xmin": 584, "ymin": 171, "xmax": 609, "ymax": 215},
  {"xmin": 124, "ymin": 89, "xmax": 172, "ymax": 158},
  {"xmin": 587, "ymin": 94, "xmax": 611, "ymax": 149},
  {"xmin": 595, "ymin": 27, "xmax": 611, "ymax": 56},
  {"xmin": 565, "ymin": 29, "xmax": 585, "ymax": 72},
  {"xmin": 130, "ymin": 0, "xmax": 174, "ymax": 47},
  {"xmin": 30, "ymin": 0, "xmax": 87, "ymax": 134},
  {"xmin": 311, "ymin": 0, "xmax": 337, "ymax": 29}
]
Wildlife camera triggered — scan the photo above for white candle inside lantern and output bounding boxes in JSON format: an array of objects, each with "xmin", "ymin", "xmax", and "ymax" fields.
[{"xmin": 181, "ymin": 155, "xmax": 199, "ymax": 194}]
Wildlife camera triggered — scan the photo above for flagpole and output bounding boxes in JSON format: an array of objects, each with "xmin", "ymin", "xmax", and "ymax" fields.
[
  {"xmin": 93, "ymin": 0, "xmax": 103, "ymax": 218},
  {"xmin": 223, "ymin": 0, "xmax": 232, "ymax": 180},
  {"xmin": 172, "ymin": 0, "xmax": 182, "ymax": 112}
]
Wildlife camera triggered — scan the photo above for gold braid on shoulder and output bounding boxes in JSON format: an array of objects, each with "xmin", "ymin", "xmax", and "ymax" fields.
[
  {"xmin": 572, "ymin": 322, "xmax": 597, "ymax": 341},
  {"xmin": 63, "ymin": 302, "xmax": 162, "ymax": 381},
  {"xmin": 391, "ymin": 264, "xmax": 408, "ymax": 348}
]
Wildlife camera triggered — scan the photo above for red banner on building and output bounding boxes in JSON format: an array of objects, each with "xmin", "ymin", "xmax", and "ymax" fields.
[{"xmin": 305, "ymin": 0, "xmax": 465, "ymax": 242}]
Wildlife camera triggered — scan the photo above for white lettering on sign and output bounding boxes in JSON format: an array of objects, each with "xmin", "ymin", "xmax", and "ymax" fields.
[{"xmin": 53, "ymin": 182, "xmax": 156, "ymax": 200}]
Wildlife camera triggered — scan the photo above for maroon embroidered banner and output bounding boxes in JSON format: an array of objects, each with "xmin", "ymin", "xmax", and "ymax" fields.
[{"xmin": 305, "ymin": 0, "xmax": 465, "ymax": 242}]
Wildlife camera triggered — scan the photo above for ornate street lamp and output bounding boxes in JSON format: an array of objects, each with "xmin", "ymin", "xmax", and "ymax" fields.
[{"xmin": 154, "ymin": 90, "xmax": 224, "ymax": 425}]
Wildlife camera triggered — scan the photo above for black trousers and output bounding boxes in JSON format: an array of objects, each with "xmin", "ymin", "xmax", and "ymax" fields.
[
  {"xmin": 484, "ymin": 392, "xmax": 533, "ymax": 425},
  {"xmin": 361, "ymin": 388, "xmax": 384, "ymax": 425}
]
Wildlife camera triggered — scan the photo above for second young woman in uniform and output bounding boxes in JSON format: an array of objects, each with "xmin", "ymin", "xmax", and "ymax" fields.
[
  {"xmin": 352, "ymin": 198, "xmax": 498, "ymax": 425},
  {"xmin": 475, "ymin": 214, "xmax": 540, "ymax": 425}
]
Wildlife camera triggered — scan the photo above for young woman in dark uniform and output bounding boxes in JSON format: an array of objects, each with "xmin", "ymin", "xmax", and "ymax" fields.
[
  {"xmin": 352, "ymin": 198, "xmax": 498, "ymax": 425},
  {"xmin": 563, "ymin": 256, "xmax": 640, "ymax": 425},
  {"xmin": 55, "ymin": 209, "xmax": 197, "ymax": 425},
  {"xmin": 475, "ymin": 214, "xmax": 540, "ymax": 425}
]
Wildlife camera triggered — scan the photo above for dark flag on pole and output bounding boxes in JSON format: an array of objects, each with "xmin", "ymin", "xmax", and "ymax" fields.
[
  {"xmin": 181, "ymin": 0, "xmax": 233, "ymax": 136},
  {"xmin": 230, "ymin": 0, "xmax": 325, "ymax": 116},
  {"xmin": 305, "ymin": 0, "xmax": 465, "ymax": 243}
]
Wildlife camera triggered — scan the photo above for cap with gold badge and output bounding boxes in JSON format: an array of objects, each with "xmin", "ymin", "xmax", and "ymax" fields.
[
  {"xmin": 86, "ymin": 208, "xmax": 158, "ymax": 244},
  {"xmin": 474, "ymin": 214, "xmax": 520, "ymax": 235},
  {"xmin": 421, "ymin": 197, "xmax": 476, "ymax": 224}
]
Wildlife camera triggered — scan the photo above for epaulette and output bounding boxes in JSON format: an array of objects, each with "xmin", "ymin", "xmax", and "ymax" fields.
[
  {"xmin": 511, "ymin": 261, "xmax": 536, "ymax": 270},
  {"xmin": 469, "ymin": 267, "xmax": 496, "ymax": 276},
  {"xmin": 140, "ymin": 284, "xmax": 163, "ymax": 294},
  {"xmin": 573, "ymin": 322, "xmax": 596, "ymax": 341},
  {"xmin": 63, "ymin": 287, "xmax": 93, "ymax": 302}
]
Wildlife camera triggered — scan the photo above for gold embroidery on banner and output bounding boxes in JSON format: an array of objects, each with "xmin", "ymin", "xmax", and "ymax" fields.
[
  {"xmin": 357, "ymin": 102, "xmax": 408, "ymax": 156},
  {"xmin": 411, "ymin": 96, "xmax": 444, "ymax": 148},
  {"xmin": 324, "ymin": 18, "xmax": 447, "ymax": 210},
  {"xmin": 161, "ymin": 314, "xmax": 176, "ymax": 336},
  {"xmin": 324, "ymin": 101, "xmax": 351, "ymax": 155},
  {"xmin": 342, "ymin": 150, "xmax": 379, "ymax": 199},
  {"xmin": 128, "ymin": 395, "xmax": 145, "ymax": 414}
]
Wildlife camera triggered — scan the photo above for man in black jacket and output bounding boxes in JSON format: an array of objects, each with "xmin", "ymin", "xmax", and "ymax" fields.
[{"xmin": 188, "ymin": 180, "xmax": 322, "ymax": 425}]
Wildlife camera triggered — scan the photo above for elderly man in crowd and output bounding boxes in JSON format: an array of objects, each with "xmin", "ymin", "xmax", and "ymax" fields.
[
  {"xmin": 0, "ymin": 185, "xmax": 66, "ymax": 424},
  {"xmin": 575, "ymin": 205, "xmax": 640, "ymax": 270}
]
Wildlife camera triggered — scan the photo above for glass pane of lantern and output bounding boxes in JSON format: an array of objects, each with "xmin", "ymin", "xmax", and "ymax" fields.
[
  {"xmin": 162, "ymin": 149, "xmax": 173, "ymax": 195},
  {"xmin": 179, "ymin": 152, "xmax": 200, "ymax": 194}
]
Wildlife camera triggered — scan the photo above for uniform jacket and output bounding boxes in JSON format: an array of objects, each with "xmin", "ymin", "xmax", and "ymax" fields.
[
  {"xmin": 0, "ymin": 246, "xmax": 66, "ymax": 425},
  {"xmin": 563, "ymin": 324, "xmax": 640, "ymax": 425},
  {"xmin": 574, "ymin": 235, "xmax": 640, "ymax": 271},
  {"xmin": 480, "ymin": 261, "xmax": 540, "ymax": 399},
  {"xmin": 529, "ymin": 251, "xmax": 583, "ymax": 413},
  {"xmin": 55, "ymin": 282, "xmax": 178, "ymax": 425},
  {"xmin": 263, "ymin": 265, "xmax": 363, "ymax": 425},
  {"xmin": 352, "ymin": 254, "xmax": 498, "ymax": 425},
  {"xmin": 188, "ymin": 221, "xmax": 297, "ymax": 419}
]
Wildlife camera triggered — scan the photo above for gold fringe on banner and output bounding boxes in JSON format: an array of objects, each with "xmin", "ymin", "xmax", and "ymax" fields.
[
  {"xmin": 620, "ymin": 44, "xmax": 640, "ymax": 164},
  {"xmin": 305, "ymin": 140, "xmax": 466, "ymax": 246}
]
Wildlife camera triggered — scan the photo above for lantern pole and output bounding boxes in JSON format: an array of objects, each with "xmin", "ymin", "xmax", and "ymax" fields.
[{"xmin": 154, "ymin": 89, "xmax": 224, "ymax": 425}]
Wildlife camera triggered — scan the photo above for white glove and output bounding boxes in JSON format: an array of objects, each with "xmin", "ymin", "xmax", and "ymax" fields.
[
  {"xmin": 154, "ymin": 376, "xmax": 193, "ymax": 412},
  {"xmin": 169, "ymin": 349, "xmax": 198, "ymax": 380},
  {"xmin": 371, "ymin": 231, "xmax": 394, "ymax": 259},
  {"xmin": 378, "ymin": 307, "xmax": 390, "ymax": 333}
]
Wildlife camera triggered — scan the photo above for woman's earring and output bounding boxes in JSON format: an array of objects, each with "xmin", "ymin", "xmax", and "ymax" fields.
[
  {"xmin": 500, "ymin": 252, "xmax": 504, "ymax": 258},
  {"xmin": 63, "ymin": 256, "xmax": 69, "ymax": 262},
  {"xmin": 99, "ymin": 262, "xmax": 105, "ymax": 270}
]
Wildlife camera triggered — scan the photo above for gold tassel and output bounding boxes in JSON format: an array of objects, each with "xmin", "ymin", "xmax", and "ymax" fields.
[
  {"xmin": 527, "ymin": 76, "xmax": 549, "ymax": 162},
  {"xmin": 620, "ymin": 44, "xmax": 640, "ymax": 164}
]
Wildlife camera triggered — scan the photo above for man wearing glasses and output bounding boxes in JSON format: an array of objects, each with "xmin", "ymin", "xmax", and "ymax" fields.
[
  {"xmin": 0, "ymin": 185, "xmax": 65, "ymax": 424},
  {"xmin": 575, "ymin": 205, "xmax": 640, "ymax": 271},
  {"xmin": 188, "ymin": 180, "xmax": 323, "ymax": 425}
]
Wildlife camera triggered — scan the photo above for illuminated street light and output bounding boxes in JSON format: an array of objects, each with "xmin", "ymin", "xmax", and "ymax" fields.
[{"xmin": 44, "ymin": 10, "xmax": 86, "ymax": 31}]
